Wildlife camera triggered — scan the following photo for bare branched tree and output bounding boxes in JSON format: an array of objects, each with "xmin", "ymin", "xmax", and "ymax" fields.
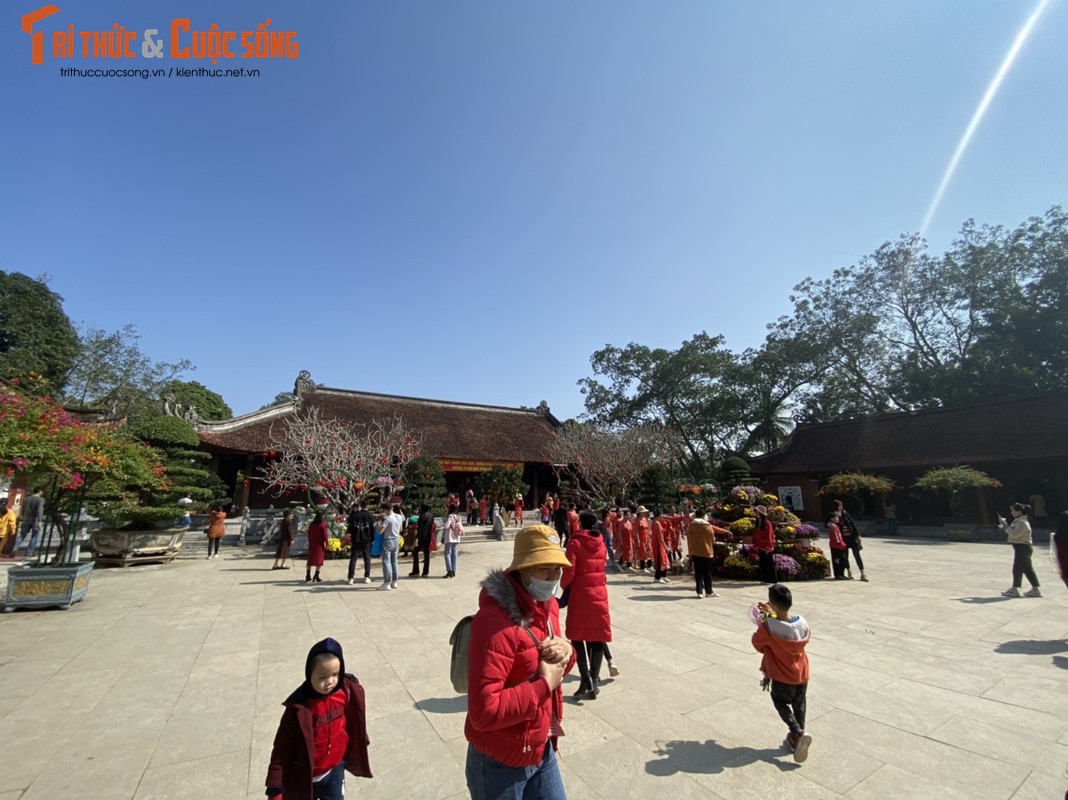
[
  {"xmin": 258, "ymin": 408, "xmax": 424, "ymax": 511},
  {"xmin": 548, "ymin": 422, "xmax": 680, "ymax": 507}
]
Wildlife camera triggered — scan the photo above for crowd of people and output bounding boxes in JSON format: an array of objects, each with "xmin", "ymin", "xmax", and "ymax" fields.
[{"xmin": 255, "ymin": 493, "xmax": 1068, "ymax": 799}]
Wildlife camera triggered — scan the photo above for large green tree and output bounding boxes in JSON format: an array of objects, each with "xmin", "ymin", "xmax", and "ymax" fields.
[
  {"xmin": 62, "ymin": 324, "xmax": 192, "ymax": 416},
  {"xmin": 0, "ymin": 271, "xmax": 79, "ymax": 395},
  {"xmin": 779, "ymin": 206, "xmax": 1068, "ymax": 420},
  {"xmin": 578, "ymin": 332, "xmax": 739, "ymax": 475}
]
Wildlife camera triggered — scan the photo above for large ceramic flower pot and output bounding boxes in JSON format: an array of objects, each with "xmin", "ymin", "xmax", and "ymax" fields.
[
  {"xmin": 4, "ymin": 561, "xmax": 94, "ymax": 612},
  {"xmin": 91, "ymin": 528, "xmax": 186, "ymax": 567}
]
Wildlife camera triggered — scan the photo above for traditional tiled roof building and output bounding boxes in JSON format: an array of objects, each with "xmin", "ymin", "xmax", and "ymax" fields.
[
  {"xmin": 748, "ymin": 391, "xmax": 1068, "ymax": 524},
  {"xmin": 194, "ymin": 372, "xmax": 561, "ymax": 509}
]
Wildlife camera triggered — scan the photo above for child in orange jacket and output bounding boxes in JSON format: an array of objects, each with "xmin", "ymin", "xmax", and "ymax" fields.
[{"xmin": 751, "ymin": 584, "xmax": 812, "ymax": 763}]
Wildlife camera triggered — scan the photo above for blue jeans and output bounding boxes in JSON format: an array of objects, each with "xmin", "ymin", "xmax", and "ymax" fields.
[
  {"xmin": 381, "ymin": 543, "xmax": 398, "ymax": 584},
  {"xmin": 466, "ymin": 742, "xmax": 566, "ymax": 800},
  {"xmin": 313, "ymin": 760, "xmax": 345, "ymax": 800},
  {"xmin": 18, "ymin": 523, "xmax": 41, "ymax": 556},
  {"xmin": 444, "ymin": 542, "xmax": 458, "ymax": 573}
]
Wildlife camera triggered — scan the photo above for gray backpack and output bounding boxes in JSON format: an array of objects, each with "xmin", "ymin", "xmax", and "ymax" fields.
[{"xmin": 448, "ymin": 616, "xmax": 546, "ymax": 694}]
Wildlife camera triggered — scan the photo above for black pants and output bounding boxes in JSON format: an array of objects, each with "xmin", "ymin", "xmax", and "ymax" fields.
[
  {"xmin": 467, "ymin": 509, "xmax": 478, "ymax": 525},
  {"xmin": 770, "ymin": 680, "xmax": 807, "ymax": 736},
  {"xmin": 207, "ymin": 537, "xmax": 220, "ymax": 557},
  {"xmin": 831, "ymin": 549, "xmax": 848, "ymax": 578},
  {"xmin": 692, "ymin": 555, "xmax": 714, "ymax": 595},
  {"xmin": 412, "ymin": 540, "xmax": 431, "ymax": 576},
  {"xmin": 555, "ymin": 525, "xmax": 569, "ymax": 549},
  {"xmin": 572, "ymin": 640, "xmax": 606, "ymax": 686},
  {"xmin": 347, "ymin": 541, "xmax": 371, "ymax": 580},
  {"xmin": 1011, "ymin": 543, "xmax": 1039, "ymax": 589},
  {"xmin": 843, "ymin": 535, "xmax": 864, "ymax": 572},
  {"xmin": 654, "ymin": 550, "xmax": 668, "ymax": 580},
  {"xmin": 758, "ymin": 550, "xmax": 776, "ymax": 583}
]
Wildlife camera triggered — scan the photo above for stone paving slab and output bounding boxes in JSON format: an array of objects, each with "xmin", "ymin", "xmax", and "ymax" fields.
[{"xmin": 0, "ymin": 536, "xmax": 1066, "ymax": 799}]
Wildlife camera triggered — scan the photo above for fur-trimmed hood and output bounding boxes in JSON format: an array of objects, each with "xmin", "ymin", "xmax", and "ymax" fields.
[{"xmin": 479, "ymin": 567, "xmax": 537, "ymax": 627}]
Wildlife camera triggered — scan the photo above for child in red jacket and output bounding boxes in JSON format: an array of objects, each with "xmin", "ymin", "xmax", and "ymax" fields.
[
  {"xmin": 265, "ymin": 638, "xmax": 372, "ymax": 800},
  {"xmin": 751, "ymin": 584, "xmax": 812, "ymax": 763},
  {"xmin": 827, "ymin": 512, "xmax": 848, "ymax": 579}
]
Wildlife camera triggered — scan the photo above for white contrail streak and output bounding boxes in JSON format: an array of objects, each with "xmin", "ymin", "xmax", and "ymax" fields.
[{"xmin": 919, "ymin": 0, "xmax": 1054, "ymax": 238}]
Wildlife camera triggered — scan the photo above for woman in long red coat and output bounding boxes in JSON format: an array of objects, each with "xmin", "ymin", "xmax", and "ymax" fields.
[
  {"xmin": 306, "ymin": 511, "xmax": 329, "ymax": 583},
  {"xmin": 561, "ymin": 510, "xmax": 613, "ymax": 700},
  {"xmin": 650, "ymin": 511, "xmax": 671, "ymax": 583}
]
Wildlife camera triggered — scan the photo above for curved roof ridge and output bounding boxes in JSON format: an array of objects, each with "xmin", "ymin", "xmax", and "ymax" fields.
[{"xmin": 311, "ymin": 386, "xmax": 551, "ymax": 416}]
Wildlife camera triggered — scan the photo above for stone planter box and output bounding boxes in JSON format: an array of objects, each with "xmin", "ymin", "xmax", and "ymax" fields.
[
  {"xmin": 4, "ymin": 561, "xmax": 94, "ymax": 612},
  {"xmin": 91, "ymin": 529, "xmax": 186, "ymax": 567}
]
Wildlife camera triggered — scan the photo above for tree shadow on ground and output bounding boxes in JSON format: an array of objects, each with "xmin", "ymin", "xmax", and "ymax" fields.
[
  {"xmin": 954, "ymin": 596, "xmax": 1014, "ymax": 604},
  {"xmin": 627, "ymin": 594, "xmax": 689, "ymax": 602},
  {"xmin": 994, "ymin": 639, "xmax": 1068, "ymax": 656},
  {"xmin": 1052, "ymin": 656, "xmax": 1068, "ymax": 671},
  {"xmin": 646, "ymin": 739, "xmax": 799, "ymax": 776},
  {"xmin": 415, "ymin": 696, "xmax": 467, "ymax": 714}
]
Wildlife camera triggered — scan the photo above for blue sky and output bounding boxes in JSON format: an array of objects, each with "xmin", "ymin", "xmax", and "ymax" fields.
[{"xmin": 2, "ymin": 1, "xmax": 1065, "ymax": 421}]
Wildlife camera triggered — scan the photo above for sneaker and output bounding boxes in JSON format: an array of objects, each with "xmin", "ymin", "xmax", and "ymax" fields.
[
  {"xmin": 707, "ymin": 589, "xmax": 716, "ymax": 597},
  {"xmin": 661, "ymin": 577, "xmax": 671, "ymax": 584},
  {"xmin": 697, "ymin": 591, "xmax": 706, "ymax": 599},
  {"xmin": 1001, "ymin": 587, "xmax": 1021, "ymax": 597},
  {"xmin": 1024, "ymin": 587, "xmax": 1042, "ymax": 597},
  {"xmin": 348, "ymin": 578, "xmax": 355, "ymax": 585},
  {"xmin": 377, "ymin": 583, "xmax": 391, "ymax": 591},
  {"xmin": 363, "ymin": 576, "xmax": 372, "ymax": 584},
  {"xmin": 793, "ymin": 732, "xmax": 812, "ymax": 763},
  {"xmin": 391, "ymin": 582, "xmax": 398, "ymax": 589},
  {"xmin": 608, "ymin": 663, "xmax": 620, "ymax": 678},
  {"xmin": 653, "ymin": 577, "xmax": 663, "ymax": 584}
]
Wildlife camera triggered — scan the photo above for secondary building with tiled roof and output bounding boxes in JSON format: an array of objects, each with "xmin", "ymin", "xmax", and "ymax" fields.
[
  {"xmin": 195, "ymin": 371, "xmax": 561, "ymax": 509},
  {"xmin": 748, "ymin": 390, "xmax": 1068, "ymax": 526}
]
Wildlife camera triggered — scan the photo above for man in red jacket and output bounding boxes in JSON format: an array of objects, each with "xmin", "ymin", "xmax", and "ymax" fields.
[
  {"xmin": 751, "ymin": 584, "xmax": 812, "ymax": 763},
  {"xmin": 465, "ymin": 525, "xmax": 576, "ymax": 799}
]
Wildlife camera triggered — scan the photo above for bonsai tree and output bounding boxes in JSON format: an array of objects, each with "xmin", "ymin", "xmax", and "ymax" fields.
[
  {"xmin": 820, "ymin": 472, "xmax": 897, "ymax": 515},
  {"xmin": 718, "ymin": 456, "xmax": 752, "ymax": 489},
  {"xmin": 126, "ymin": 415, "xmax": 229, "ymax": 523},
  {"xmin": 913, "ymin": 465, "xmax": 1001, "ymax": 520},
  {"xmin": 401, "ymin": 454, "xmax": 447, "ymax": 516},
  {"xmin": 0, "ymin": 384, "xmax": 166, "ymax": 562},
  {"xmin": 475, "ymin": 465, "xmax": 528, "ymax": 510}
]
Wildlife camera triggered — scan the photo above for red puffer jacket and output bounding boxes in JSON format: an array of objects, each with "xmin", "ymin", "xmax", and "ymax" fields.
[
  {"xmin": 465, "ymin": 569, "xmax": 575, "ymax": 768},
  {"xmin": 561, "ymin": 530, "xmax": 612, "ymax": 642}
]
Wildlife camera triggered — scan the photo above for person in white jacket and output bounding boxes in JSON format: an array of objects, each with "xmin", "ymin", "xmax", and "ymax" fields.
[
  {"xmin": 999, "ymin": 502, "xmax": 1041, "ymax": 598},
  {"xmin": 443, "ymin": 503, "xmax": 464, "ymax": 578}
]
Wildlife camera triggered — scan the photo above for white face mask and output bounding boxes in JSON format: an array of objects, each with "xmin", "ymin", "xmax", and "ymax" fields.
[{"xmin": 525, "ymin": 576, "xmax": 560, "ymax": 602}]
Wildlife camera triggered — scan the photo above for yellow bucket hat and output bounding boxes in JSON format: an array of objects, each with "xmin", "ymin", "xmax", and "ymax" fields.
[{"xmin": 507, "ymin": 525, "xmax": 572, "ymax": 571}]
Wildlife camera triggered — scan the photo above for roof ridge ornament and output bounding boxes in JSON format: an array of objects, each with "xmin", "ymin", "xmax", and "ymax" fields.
[{"xmin": 294, "ymin": 370, "xmax": 317, "ymax": 399}]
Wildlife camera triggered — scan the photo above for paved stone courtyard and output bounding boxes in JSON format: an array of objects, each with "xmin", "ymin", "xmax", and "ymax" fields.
[{"xmin": 1, "ymin": 534, "xmax": 1066, "ymax": 799}]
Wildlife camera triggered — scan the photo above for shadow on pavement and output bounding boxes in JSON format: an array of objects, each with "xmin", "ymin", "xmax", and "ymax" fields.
[
  {"xmin": 646, "ymin": 739, "xmax": 799, "ymax": 775},
  {"xmin": 879, "ymin": 538, "xmax": 954, "ymax": 546},
  {"xmin": 955, "ymin": 596, "xmax": 1013, "ymax": 604},
  {"xmin": 416, "ymin": 696, "xmax": 467, "ymax": 714},
  {"xmin": 627, "ymin": 594, "xmax": 689, "ymax": 602},
  {"xmin": 994, "ymin": 639, "xmax": 1068, "ymax": 656}
]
